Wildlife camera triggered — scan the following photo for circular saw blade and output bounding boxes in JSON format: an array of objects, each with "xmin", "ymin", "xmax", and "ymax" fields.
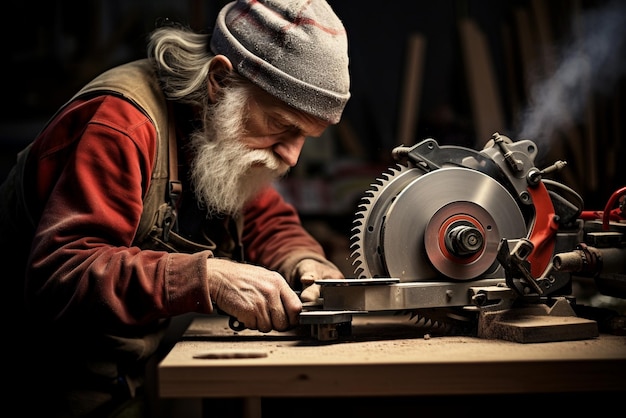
[{"xmin": 351, "ymin": 166, "xmax": 527, "ymax": 281}]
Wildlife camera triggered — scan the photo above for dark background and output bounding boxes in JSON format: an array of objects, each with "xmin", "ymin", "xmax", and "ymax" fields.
[
  {"xmin": 2, "ymin": 2, "xmax": 624, "ymax": 417},
  {"xmin": 2, "ymin": 0, "xmax": 625, "ymax": 272}
]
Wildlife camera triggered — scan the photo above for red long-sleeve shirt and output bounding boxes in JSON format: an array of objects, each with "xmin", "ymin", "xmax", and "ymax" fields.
[{"xmin": 23, "ymin": 94, "xmax": 329, "ymax": 330}]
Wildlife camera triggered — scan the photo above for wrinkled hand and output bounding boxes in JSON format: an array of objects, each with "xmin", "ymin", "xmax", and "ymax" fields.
[
  {"xmin": 209, "ymin": 259, "xmax": 302, "ymax": 333},
  {"xmin": 295, "ymin": 259, "xmax": 345, "ymax": 303}
]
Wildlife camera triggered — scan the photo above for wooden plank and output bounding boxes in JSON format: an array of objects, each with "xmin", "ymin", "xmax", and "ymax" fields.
[
  {"xmin": 570, "ymin": 0, "xmax": 597, "ymax": 193},
  {"xmin": 396, "ymin": 33, "xmax": 426, "ymax": 146},
  {"xmin": 500, "ymin": 22, "xmax": 521, "ymax": 127},
  {"xmin": 458, "ymin": 17, "xmax": 505, "ymax": 143},
  {"xmin": 530, "ymin": 0, "xmax": 556, "ymax": 76}
]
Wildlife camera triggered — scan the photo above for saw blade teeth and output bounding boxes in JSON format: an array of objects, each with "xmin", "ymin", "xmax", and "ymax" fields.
[
  {"xmin": 349, "ymin": 242, "xmax": 363, "ymax": 256},
  {"xmin": 406, "ymin": 309, "xmax": 478, "ymax": 336},
  {"xmin": 348, "ymin": 244, "xmax": 360, "ymax": 255},
  {"xmin": 350, "ymin": 217, "xmax": 362, "ymax": 229},
  {"xmin": 349, "ymin": 239, "xmax": 365, "ymax": 257},
  {"xmin": 350, "ymin": 220, "xmax": 363, "ymax": 232},
  {"xmin": 350, "ymin": 255, "xmax": 363, "ymax": 268},
  {"xmin": 353, "ymin": 266, "xmax": 365, "ymax": 278},
  {"xmin": 355, "ymin": 199, "xmax": 372, "ymax": 211},
  {"xmin": 348, "ymin": 162, "xmax": 412, "ymax": 279},
  {"xmin": 349, "ymin": 231, "xmax": 361, "ymax": 244},
  {"xmin": 350, "ymin": 231, "xmax": 363, "ymax": 242},
  {"xmin": 352, "ymin": 212, "xmax": 365, "ymax": 222}
]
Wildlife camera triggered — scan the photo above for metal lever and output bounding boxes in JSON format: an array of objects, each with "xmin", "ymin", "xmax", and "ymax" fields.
[{"xmin": 497, "ymin": 238, "xmax": 544, "ymax": 295}]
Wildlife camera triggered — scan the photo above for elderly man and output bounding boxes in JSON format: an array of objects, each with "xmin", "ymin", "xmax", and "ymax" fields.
[{"xmin": 0, "ymin": 0, "xmax": 350, "ymax": 416}]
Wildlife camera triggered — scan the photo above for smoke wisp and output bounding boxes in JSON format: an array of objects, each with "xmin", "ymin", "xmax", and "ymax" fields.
[{"xmin": 516, "ymin": 0, "xmax": 626, "ymax": 148}]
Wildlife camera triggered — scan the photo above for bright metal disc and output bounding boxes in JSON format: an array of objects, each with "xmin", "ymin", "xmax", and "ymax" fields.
[
  {"xmin": 424, "ymin": 201, "xmax": 500, "ymax": 279},
  {"xmin": 381, "ymin": 167, "xmax": 527, "ymax": 282}
]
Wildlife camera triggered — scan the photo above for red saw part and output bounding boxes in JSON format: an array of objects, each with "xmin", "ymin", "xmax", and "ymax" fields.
[{"xmin": 525, "ymin": 182, "xmax": 559, "ymax": 278}]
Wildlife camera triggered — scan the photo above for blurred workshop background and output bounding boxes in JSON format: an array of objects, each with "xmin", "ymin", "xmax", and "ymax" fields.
[{"xmin": 2, "ymin": 0, "xmax": 625, "ymax": 275}]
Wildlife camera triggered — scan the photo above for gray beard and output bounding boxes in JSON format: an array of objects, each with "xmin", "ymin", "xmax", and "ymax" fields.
[{"xmin": 187, "ymin": 87, "xmax": 290, "ymax": 217}]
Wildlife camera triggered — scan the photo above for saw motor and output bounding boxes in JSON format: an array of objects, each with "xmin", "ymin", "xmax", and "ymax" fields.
[{"xmin": 300, "ymin": 133, "xmax": 626, "ymax": 342}]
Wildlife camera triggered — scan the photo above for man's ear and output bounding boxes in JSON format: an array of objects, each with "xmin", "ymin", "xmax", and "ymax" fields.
[{"xmin": 207, "ymin": 55, "xmax": 234, "ymax": 103}]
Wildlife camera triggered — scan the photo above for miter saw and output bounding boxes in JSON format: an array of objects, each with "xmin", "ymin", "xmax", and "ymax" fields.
[{"xmin": 299, "ymin": 132, "xmax": 626, "ymax": 343}]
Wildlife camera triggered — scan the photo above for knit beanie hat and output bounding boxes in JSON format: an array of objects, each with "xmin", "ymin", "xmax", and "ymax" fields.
[{"xmin": 210, "ymin": 0, "xmax": 350, "ymax": 124}]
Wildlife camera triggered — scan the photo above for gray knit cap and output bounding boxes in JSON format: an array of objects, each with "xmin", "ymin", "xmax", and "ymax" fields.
[{"xmin": 210, "ymin": 0, "xmax": 350, "ymax": 124}]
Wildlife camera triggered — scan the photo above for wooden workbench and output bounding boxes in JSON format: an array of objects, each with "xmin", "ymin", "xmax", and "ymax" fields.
[{"xmin": 158, "ymin": 313, "xmax": 626, "ymax": 417}]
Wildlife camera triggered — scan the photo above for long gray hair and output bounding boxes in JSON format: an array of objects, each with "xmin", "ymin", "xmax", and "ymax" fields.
[{"xmin": 147, "ymin": 24, "xmax": 249, "ymax": 109}]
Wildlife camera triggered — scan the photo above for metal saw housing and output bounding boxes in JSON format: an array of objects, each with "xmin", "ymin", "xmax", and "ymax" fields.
[{"xmin": 300, "ymin": 133, "xmax": 626, "ymax": 342}]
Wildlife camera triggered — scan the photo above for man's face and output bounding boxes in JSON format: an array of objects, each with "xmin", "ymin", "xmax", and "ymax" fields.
[
  {"xmin": 188, "ymin": 82, "xmax": 330, "ymax": 216},
  {"xmin": 239, "ymin": 85, "xmax": 330, "ymax": 167}
]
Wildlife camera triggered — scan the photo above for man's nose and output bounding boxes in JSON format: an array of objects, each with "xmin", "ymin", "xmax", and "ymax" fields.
[{"xmin": 273, "ymin": 136, "xmax": 306, "ymax": 167}]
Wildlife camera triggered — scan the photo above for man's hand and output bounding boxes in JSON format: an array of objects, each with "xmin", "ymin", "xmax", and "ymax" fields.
[
  {"xmin": 295, "ymin": 259, "xmax": 344, "ymax": 303},
  {"xmin": 208, "ymin": 259, "xmax": 302, "ymax": 333}
]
